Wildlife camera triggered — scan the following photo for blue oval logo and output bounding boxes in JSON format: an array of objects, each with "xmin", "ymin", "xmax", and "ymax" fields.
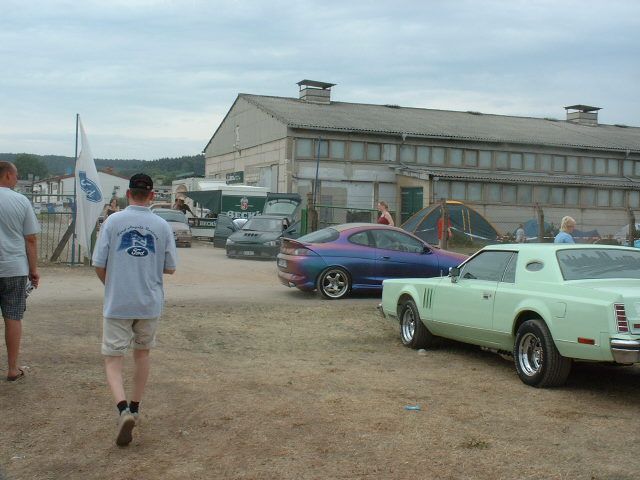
[{"xmin": 127, "ymin": 246, "xmax": 149, "ymax": 257}]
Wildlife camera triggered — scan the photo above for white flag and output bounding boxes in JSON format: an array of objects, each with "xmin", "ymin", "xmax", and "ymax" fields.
[{"xmin": 74, "ymin": 117, "xmax": 104, "ymax": 259}]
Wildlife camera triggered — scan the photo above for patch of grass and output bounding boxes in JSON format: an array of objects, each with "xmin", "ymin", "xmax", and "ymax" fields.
[{"xmin": 460, "ymin": 439, "xmax": 490, "ymax": 450}]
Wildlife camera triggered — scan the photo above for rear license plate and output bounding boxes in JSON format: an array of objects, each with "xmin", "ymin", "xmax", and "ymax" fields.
[
  {"xmin": 277, "ymin": 259, "xmax": 287, "ymax": 268},
  {"xmin": 243, "ymin": 251, "xmax": 255, "ymax": 256}
]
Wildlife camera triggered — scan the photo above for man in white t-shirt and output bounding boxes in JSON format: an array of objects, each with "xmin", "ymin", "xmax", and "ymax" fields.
[
  {"xmin": 0, "ymin": 161, "xmax": 40, "ymax": 382},
  {"xmin": 93, "ymin": 173, "xmax": 177, "ymax": 447}
]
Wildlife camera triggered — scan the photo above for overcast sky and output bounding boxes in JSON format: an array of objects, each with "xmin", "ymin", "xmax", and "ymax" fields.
[{"xmin": 1, "ymin": 0, "xmax": 639, "ymax": 160}]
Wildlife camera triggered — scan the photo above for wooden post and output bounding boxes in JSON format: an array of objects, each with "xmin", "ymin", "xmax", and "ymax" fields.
[
  {"xmin": 628, "ymin": 208, "xmax": 636, "ymax": 247},
  {"xmin": 439, "ymin": 199, "xmax": 449, "ymax": 250},
  {"xmin": 535, "ymin": 203, "xmax": 545, "ymax": 243}
]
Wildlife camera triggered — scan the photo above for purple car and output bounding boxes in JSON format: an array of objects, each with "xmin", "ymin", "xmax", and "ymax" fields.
[{"xmin": 277, "ymin": 223, "xmax": 467, "ymax": 299}]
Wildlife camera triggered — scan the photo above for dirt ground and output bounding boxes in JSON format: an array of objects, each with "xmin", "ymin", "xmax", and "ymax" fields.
[{"xmin": 3, "ymin": 242, "xmax": 640, "ymax": 480}]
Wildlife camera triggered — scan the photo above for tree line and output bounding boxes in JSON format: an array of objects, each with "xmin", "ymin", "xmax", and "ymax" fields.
[{"xmin": 0, "ymin": 153, "xmax": 205, "ymax": 185}]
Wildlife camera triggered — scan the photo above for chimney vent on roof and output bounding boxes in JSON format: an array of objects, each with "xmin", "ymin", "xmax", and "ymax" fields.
[
  {"xmin": 297, "ymin": 80, "xmax": 335, "ymax": 104},
  {"xmin": 565, "ymin": 104, "xmax": 601, "ymax": 126}
]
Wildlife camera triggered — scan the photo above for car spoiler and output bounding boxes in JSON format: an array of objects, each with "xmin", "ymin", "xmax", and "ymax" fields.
[{"xmin": 281, "ymin": 237, "xmax": 309, "ymax": 248}]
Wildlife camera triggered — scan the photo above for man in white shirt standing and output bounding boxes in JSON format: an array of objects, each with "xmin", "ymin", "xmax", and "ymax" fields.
[
  {"xmin": 0, "ymin": 161, "xmax": 40, "ymax": 382},
  {"xmin": 93, "ymin": 173, "xmax": 177, "ymax": 447}
]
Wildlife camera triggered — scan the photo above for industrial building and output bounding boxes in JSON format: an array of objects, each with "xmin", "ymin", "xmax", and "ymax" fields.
[{"xmin": 203, "ymin": 80, "xmax": 640, "ymax": 235}]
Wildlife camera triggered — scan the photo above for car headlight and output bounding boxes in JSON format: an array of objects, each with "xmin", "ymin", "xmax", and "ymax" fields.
[
  {"xmin": 226, "ymin": 238, "xmax": 235, "ymax": 245},
  {"xmin": 266, "ymin": 240, "xmax": 279, "ymax": 247}
]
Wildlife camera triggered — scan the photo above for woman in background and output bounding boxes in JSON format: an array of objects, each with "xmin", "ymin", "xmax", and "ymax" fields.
[
  {"xmin": 103, "ymin": 198, "xmax": 119, "ymax": 218},
  {"xmin": 376, "ymin": 201, "xmax": 394, "ymax": 226}
]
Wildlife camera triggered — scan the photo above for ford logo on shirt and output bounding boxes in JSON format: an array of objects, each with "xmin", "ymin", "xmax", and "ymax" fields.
[{"xmin": 127, "ymin": 246, "xmax": 149, "ymax": 257}]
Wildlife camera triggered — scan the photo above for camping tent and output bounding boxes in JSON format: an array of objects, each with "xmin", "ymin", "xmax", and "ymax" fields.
[{"xmin": 401, "ymin": 201, "xmax": 500, "ymax": 245}]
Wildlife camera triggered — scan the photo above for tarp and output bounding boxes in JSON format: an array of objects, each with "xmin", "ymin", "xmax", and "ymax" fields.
[
  {"xmin": 401, "ymin": 201, "xmax": 500, "ymax": 245},
  {"xmin": 185, "ymin": 190, "xmax": 222, "ymax": 212}
]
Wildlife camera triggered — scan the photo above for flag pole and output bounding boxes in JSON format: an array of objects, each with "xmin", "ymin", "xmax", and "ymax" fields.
[{"xmin": 71, "ymin": 113, "xmax": 79, "ymax": 264}]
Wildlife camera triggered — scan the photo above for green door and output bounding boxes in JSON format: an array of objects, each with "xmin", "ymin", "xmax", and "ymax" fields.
[{"xmin": 400, "ymin": 187, "xmax": 423, "ymax": 224}]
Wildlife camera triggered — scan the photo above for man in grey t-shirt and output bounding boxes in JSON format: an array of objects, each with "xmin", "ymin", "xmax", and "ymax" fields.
[
  {"xmin": 0, "ymin": 162, "xmax": 40, "ymax": 382},
  {"xmin": 92, "ymin": 173, "xmax": 177, "ymax": 446}
]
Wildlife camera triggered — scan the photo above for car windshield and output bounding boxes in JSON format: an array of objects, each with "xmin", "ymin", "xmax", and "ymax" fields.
[
  {"xmin": 263, "ymin": 200, "xmax": 298, "ymax": 216},
  {"xmin": 155, "ymin": 211, "xmax": 188, "ymax": 224},
  {"xmin": 242, "ymin": 218, "xmax": 283, "ymax": 232},
  {"xmin": 557, "ymin": 248, "xmax": 640, "ymax": 280},
  {"xmin": 297, "ymin": 228, "xmax": 340, "ymax": 243}
]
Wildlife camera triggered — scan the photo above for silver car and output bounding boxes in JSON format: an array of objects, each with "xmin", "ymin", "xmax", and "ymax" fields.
[{"xmin": 153, "ymin": 208, "xmax": 192, "ymax": 247}]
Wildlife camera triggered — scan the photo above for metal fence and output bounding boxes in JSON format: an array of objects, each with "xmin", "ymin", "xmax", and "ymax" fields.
[
  {"xmin": 26, "ymin": 194, "xmax": 85, "ymax": 264},
  {"xmin": 313, "ymin": 205, "xmax": 391, "ymax": 230}
]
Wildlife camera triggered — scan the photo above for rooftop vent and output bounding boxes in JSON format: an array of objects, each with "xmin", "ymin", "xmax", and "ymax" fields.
[
  {"xmin": 297, "ymin": 80, "xmax": 335, "ymax": 104},
  {"xmin": 565, "ymin": 104, "xmax": 601, "ymax": 126}
]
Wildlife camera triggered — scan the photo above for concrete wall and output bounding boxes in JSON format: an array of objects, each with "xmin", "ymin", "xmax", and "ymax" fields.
[{"xmin": 204, "ymin": 97, "xmax": 287, "ymax": 157}]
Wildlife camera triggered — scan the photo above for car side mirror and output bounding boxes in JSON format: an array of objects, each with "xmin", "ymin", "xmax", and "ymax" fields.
[
  {"xmin": 449, "ymin": 266, "xmax": 460, "ymax": 283},
  {"xmin": 423, "ymin": 245, "xmax": 432, "ymax": 254}
]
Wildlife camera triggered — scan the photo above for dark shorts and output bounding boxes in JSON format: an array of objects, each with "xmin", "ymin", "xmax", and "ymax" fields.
[{"xmin": 0, "ymin": 276, "xmax": 28, "ymax": 321}]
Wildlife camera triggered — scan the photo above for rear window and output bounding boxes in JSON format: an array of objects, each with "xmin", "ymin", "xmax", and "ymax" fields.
[
  {"xmin": 298, "ymin": 228, "xmax": 339, "ymax": 244},
  {"xmin": 557, "ymin": 248, "xmax": 640, "ymax": 280}
]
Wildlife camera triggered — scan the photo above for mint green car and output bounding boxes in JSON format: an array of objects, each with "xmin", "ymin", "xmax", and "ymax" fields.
[{"xmin": 379, "ymin": 244, "xmax": 640, "ymax": 387}]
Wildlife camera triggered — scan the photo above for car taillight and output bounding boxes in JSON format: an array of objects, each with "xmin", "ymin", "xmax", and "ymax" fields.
[
  {"xmin": 280, "ymin": 245, "xmax": 313, "ymax": 256},
  {"xmin": 614, "ymin": 303, "xmax": 629, "ymax": 333}
]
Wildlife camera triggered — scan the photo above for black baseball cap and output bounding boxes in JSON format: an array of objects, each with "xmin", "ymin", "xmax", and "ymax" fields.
[{"xmin": 129, "ymin": 173, "xmax": 153, "ymax": 191}]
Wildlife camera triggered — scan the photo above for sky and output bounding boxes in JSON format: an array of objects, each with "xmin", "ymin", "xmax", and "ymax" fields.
[{"xmin": 1, "ymin": 0, "xmax": 639, "ymax": 160}]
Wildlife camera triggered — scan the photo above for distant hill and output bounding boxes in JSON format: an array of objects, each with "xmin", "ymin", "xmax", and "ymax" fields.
[{"xmin": 0, "ymin": 153, "xmax": 205, "ymax": 185}]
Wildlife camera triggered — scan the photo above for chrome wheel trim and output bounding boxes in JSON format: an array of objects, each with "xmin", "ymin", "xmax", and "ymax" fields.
[
  {"xmin": 321, "ymin": 270, "xmax": 348, "ymax": 298},
  {"xmin": 518, "ymin": 332, "xmax": 543, "ymax": 376},
  {"xmin": 401, "ymin": 307, "xmax": 416, "ymax": 343}
]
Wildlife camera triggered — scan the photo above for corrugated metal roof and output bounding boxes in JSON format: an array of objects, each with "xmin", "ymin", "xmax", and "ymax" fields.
[
  {"xmin": 240, "ymin": 94, "xmax": 640, "ymax": 153},
  {"xmin": 395, "ymin": 165, "xmax": 640, "ymax": 189}
]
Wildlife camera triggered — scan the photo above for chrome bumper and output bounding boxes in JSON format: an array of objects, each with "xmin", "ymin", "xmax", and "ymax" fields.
[{"xmin": 610, "ymin": 339, "xmax": 640, "ymax": 363}]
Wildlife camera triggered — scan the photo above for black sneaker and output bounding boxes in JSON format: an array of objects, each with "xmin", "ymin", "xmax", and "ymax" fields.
[{"xmin": 116, "ymin": 409, "xmax": 135, "ymax": 447}]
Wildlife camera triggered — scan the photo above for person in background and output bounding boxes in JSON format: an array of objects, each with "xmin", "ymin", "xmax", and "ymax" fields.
[
  {"xmin": 173, "ymin": 197, "xmax": 194, "ymax": 216},
  {"xmin": 554, "ymin": 216, "xmax": 576, "ymax": 244},
  {"xmin": 103, "ymin": 198, "xmax": 119, "ymax": 218},
  {"xmin": 0, "ymin": 161, "xmax": 40, "ymax": 382},
  {"xmin": 376, "ymin": 201, "xmax": 394, "ymax": 226},
  {"xmin": 93, "ymin": 173, "xmax": 177, "ymax": 447},
  {"xmin": 515, "ymin": 223, "xmax": 526, "ymax": 243}
]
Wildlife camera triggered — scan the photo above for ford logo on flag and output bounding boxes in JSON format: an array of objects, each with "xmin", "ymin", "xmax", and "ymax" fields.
[{"xmin": 78, "ymin": 171, "xmax": 102, "ymax": 203}]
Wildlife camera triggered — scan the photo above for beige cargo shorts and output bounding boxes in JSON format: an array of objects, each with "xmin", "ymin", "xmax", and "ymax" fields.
[{"xmin": 101, "ymin": 317, "xmax": 159, "ymax": 356}]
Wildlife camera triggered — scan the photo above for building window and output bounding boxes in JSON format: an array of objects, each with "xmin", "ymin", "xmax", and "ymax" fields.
[
  {"xmin": 451, "ymin": 181, "xmax": 465, "ymax": 199},
  {"xmin": 487, "ymin": 184, "xmax": 501, "ymax": 203},
  {"xmin": 435, "ymin": 180, "xmax": 449, "ymax": 199},
  {"xmin": 510, "ymin": 153, "xmax": 523, "ymax": 170},
  {"xmin": 503, "ymin": 185, "xmax": 516, "ymax": 203},
  {"xmin": 539, "ymin": 155, "xmax": 552, "ymax": 172},
  {"xmin": 607, "ymin": 159, "xmax": 619, "ymax": 176},
  {"xmin": 496, "ymin": 152, "xmax": 508, "ymax": 170},
  {"xmin": 331, "ymin": 141, "xmax": 345, "ymax": 159},
  {"xmin": 623, "ymin": 160, "xmax": 634, "ymax": 176},
  {"xmin": 595, "ymin": 158, "xmax": 606, "ymax": 175},
  {"xmin": 479, "ymin": 151, "xmax": 492, "ymax": 169},
  {"xmin": 432, "ymin": 147, "xmax": 445, "ymax": 165},
  {"xmin": 350, "ymin": 142, "xmax": 365, "ymax": 160},
  {"xmin": 582, "ymin": 157, "xmax": 594, "ymax": 174},
  {"xmin": 553, "ymin": 156, "xmax": 565, "ymax": 172},
  {"xmin": 582, "ymin": 188, "xmax": 596, "ymax": 206},
  {"xmin": 383, "ymin": 144, "xmax": 397, "ymax": 163},
  {"xmin": 316, "ymin": 140, "xmax": 329, "ymax": 158},
  {"xmin": 534, "ymin": 186, "xmax": 549, "ymax": 204},
  {"xmin": 367, "ymin": 144, "xmax": 381, "ymax": 161},
  {"xmin": 465, "ymin": 150, "xmax": 478, "ymax": 167},
  {"xmin": 468, "ymin": 182, "xmax": 482, "ymax": 201},
  {"xmin": 517, "ymin": 185, "xmax": 532, "ymax": 204},
  {"xmin": 400, "ymin": 145, "xmax": 415, "ymax": 163},
  {"xmin": 597, "ymin": 189, "xmax": 609, "ymax": 207},
  {"xmin": 635, "ymin": 162, "xmax": 640, "ymax": 176},
  {"xmin": 524, "ymin": 153, "xmax": 536, "ymax": 171},
  {"xmin": 611, "ymin": 190, "xmax": 624, "ymax": 207},
  {"xmin": 550, "ymin": 187, "xmax": 564, "ymax": 205},
  {"xmin": 630, "ymin": 191, "xmax": 640, "ymax": 208},
  {"xmin": 567, "ymin": 156, "xmax": 579, "ymax": 174},
  {"xmin": 450, "ymin": 149, "xmax": 463, "ymax": 167},
  {"xmin": 296, "ymin": 138, "xmax": 313, "ymax": 157},
  {"xmin": 416, "ymin": 146, "xmax": 430, "ymax": 164},
  {"xmin": 565, "ymin": 188, "xmax": 579, "ymax": 205}
]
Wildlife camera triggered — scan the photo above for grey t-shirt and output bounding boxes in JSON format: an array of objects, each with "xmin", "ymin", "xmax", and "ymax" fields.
[
  {"xmin": 92, "ymin": 205, "xmax": 178, "ymax": 319},
  {"xmin": 0, "ymin": 187, "xmax": 41, "ymax": 277}
]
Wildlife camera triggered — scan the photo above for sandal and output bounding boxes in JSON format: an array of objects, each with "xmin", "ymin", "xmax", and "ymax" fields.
[{"xmin": 7, "ymin": 368, "xmax": 25, "ymax": 382}]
